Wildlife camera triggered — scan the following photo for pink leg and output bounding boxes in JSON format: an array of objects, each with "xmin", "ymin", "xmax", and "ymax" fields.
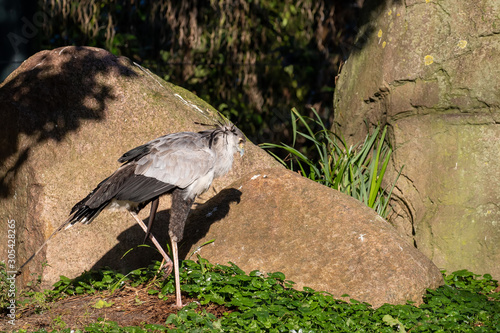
[
  {"xmin": 130, "ymin": 212, "xmax": 173, "ymax": 276},
  {"xmin": 171, "ymin": 238, "xmax": 183, "ymax": 308}
]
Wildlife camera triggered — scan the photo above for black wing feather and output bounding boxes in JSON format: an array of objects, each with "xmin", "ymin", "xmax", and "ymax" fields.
[
  {"xmin": 118, "ymin": 143, "xmax": 152, "ymax": 163},
  {"xmin": 68, "ymin": 164, "xmax": 175, "ymax": 226},
  {"xmin": 114, "ymin": 174, "xmax": 175, "ymax": 202}
]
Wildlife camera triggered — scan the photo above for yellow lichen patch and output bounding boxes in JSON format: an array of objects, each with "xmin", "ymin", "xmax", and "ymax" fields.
[
  {"xmin": 457, "ymin": 40, "xmax": 467, "ymax": 49},
  {"xmin": 378, "ymin": 29, "xmax": 383, "ymax": 38},
  {"xmin": 388, "ymin": 9, "xmax": 392, "ymax": 16},
  {"xmin": 426, "ymin": 0, "xmax": 431, "ymax": 3},
  {"xmin": 424, "ymin": 55, "xmax": 434, "ymax": 65},
  {"xmin": 382, "ymin": 41, "xmax": 387, "ymax": 48}
]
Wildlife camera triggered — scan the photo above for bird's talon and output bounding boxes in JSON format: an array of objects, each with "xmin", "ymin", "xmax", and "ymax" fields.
[
  {"xmin": 172, "ymin": 303, "xmax": 185, "ymax": 309},
  {"xmin": 160, "ymin": 263, "xmax": 173, "ymax": 277}
]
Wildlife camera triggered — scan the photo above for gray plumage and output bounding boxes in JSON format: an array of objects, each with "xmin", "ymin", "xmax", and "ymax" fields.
[
  {"xmin": 18, "ymin": 123, "xmax": 246, "ymax": 308},
  {"xmin": 67, "ymin": 124, "xmax": 246, "ymax": 237}
]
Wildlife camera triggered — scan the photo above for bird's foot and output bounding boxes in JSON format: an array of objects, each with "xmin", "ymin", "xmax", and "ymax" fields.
[
  {"xmin": 171, "ymin": 298, "xmax": 186, "ymax": 309},
  {"xmin": 171, "ymin": 303, "xmax": 184, "ymax": 309},
  {"xmin": 159, "ymin": 260, "xmax": 173, "ymax": 277}
]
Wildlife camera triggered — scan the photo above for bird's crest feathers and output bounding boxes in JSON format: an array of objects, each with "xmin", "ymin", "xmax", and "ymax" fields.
[{"xmin": 194, "ymin": 116, "xmax": 243, "ymax": 149}]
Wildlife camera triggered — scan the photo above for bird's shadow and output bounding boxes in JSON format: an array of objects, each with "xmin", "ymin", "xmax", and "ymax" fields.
[{"xmin": 91, "ymin": 188, "xmax": 242, "ymax": 273}]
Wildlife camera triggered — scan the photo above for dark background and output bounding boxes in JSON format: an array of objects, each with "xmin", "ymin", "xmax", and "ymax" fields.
[{"xmin": 1, "ymin": 0, "xmax": 368, "ymax": 146}]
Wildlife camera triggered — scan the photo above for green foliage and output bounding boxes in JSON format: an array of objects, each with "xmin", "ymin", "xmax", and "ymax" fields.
[
  {"xmin": 37, "ymin": 0, "xmax": 353, "ymax": 143},
  {"xmin": 13, "ymin": 261, "xmax": 500, "ymax": 332},
  {"xmin": 261, "ymin": 107, "xmax": 402, "ymax": 218},
  {"xmin": 17, "ymin": 319, "xmax": 167, "ymax": 333},
  {"xmin": 21, "ymin": 261, "xmax": 163, "ymax": 310},
  {"xmin": 374, "ymin": 270, "xmax": 500, "ymax": 333},
  {"xmin": 92, "ymin": 299, "xmax": 115, "ymax": 309},
  {"xmin": 0, "ymin": 261, "xmax": 12, "ymax": 309},
  {"xmin": 443, "ymin": 269, "xmax": 499, "ymax": 295},
  {"xmin": 51, "ymin": 315, "xmax": 68, "ymax": 330}
]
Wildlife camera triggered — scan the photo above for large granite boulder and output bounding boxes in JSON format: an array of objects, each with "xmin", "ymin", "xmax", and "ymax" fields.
[
  {"xmin": 181, "ymin": 168, "xmax": 443, "ymax": 308},
  {"xmin": 1, "ymin": 46, "xmax": 443, "ymax": 307},
  {"xmin": 0, "ymin": 46, "xmax": 281, "ymax": 288},
  {"xmin": 334, "ymin": 0, "xmax": 500, "ymax": 279}
]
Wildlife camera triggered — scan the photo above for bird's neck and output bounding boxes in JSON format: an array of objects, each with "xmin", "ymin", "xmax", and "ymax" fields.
[{"xmin": 213, "ymin": 142, "xmax": 236, "ymax": 178}]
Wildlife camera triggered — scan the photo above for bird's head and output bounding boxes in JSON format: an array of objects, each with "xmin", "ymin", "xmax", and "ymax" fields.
[
  {"xmin": 217, "ymin": 124, "xmax": 246, "ymax": 157},
  {"xmin": 197, "ymin": 119, "xmax": 246, "ymax": 157}
]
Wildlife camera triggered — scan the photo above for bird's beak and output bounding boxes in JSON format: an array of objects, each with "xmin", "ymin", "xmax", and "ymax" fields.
[{"xmin": 238, "ymin": 143, "xmax": 245, "ymax": 157}]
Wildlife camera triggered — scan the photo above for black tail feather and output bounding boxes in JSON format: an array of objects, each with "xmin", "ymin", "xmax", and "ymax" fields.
[{"xmin": 68, "ymin": 203, "xmax": 108, "ymax": 226}]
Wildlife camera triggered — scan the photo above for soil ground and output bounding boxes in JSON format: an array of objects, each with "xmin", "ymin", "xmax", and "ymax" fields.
[{"xmin": 1, "ymin": 285, "xmax": 231, "ymax": 332}]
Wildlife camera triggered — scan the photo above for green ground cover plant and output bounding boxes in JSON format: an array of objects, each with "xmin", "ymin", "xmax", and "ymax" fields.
[{"xmin": 6, "ymin": 258, "xmax": 499, "ymax": 332}]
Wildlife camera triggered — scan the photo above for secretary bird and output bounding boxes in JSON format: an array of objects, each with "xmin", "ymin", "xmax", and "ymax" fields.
[{"xmin": 18, "ymin": 122, "xmax": 246, "ymax": 308}]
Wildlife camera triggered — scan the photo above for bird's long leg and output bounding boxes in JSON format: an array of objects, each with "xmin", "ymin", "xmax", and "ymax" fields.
[
  {"xmin": 171, "ymin": 238, "xmax": 182, "ymax": 308},
  {"xmin": 168, "ymin": 189, "xmax": 195, "ymax": 308},
  {"xmin": 143, "ymin": 198, "xmax": 159, "ymax": 243},
  {"xmin": 129, "ymin": 212, "xmax": 173, "ymax": 276}
]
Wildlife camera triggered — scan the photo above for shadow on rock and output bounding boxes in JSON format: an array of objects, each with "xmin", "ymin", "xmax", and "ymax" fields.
[
  {"xmin": 90, "ymin": 188, "xmax": 242, "ymax": 273},
  {"xmin": 0, "ymin": 46, "xmax": 136, "ymax": 198}
]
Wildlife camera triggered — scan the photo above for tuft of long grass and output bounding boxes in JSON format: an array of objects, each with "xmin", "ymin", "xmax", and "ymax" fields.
[{"xmin": 260, "ymin": 107, "xmax": 402, "ymax": 218}]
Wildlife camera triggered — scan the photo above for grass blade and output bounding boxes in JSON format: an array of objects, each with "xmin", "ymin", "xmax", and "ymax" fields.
[{"xmin": 261, "ymin": 108, "xmax": 401, "ymax": 218}]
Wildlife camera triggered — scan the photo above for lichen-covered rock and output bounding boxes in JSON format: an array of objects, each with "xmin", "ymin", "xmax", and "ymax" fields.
[
  {"xmin": 183, "ymin": 168, "xmax": 444, "ymax": 308},
  {"xmin": 333, "ymin": 0, "xmax": 500, "ymax": 279},
  {"xmin": 0, "ymin": 46, "xmax": 280, "ymax": 289}
]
